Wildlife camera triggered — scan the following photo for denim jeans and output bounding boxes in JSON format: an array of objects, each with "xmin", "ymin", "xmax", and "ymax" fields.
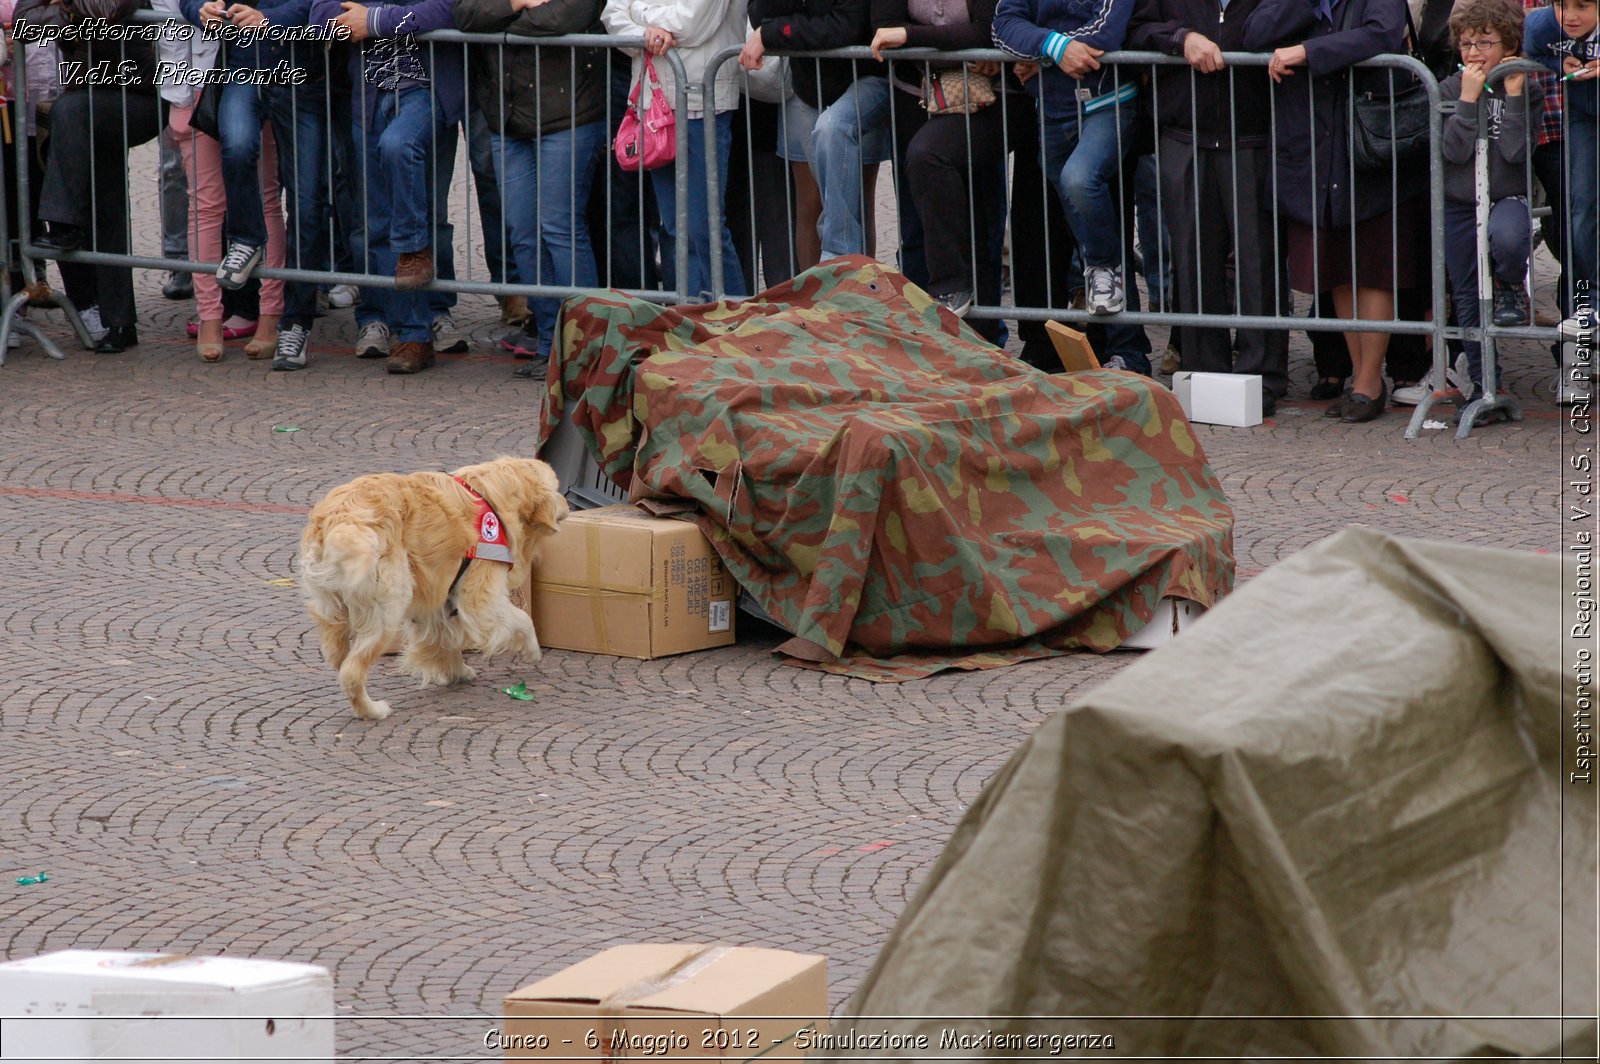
[
  {"xmin": 808, "ymin": 74, "xmax": 893, "ymax": 260},
  {"xmin": 1444, "ymin": 198, "xmax": 1532, "ymax": 387},
  {"xmin": 650, "ymin": 109, "xmax": 746, "ymax": 300},
  {"xmin": 356, "ymin": 88, "xmax": 461, "ymax": 345},
  {"xmin": 490, "ymin": 120, "xmax": 606, "ymax": 352},
  {"xmin": 1567, "ymin": 115, "xmax": 1598, "ymax": 303},
  {"xmin": 1040, "ymin": 102, "xmax": 1151, "ymax": 371},
  {"xmin": 218, "ymin": 81, "xmax": 330, "ymax": 329},
  {"xmin": 468, "ymin": 103, "xmax": 515, "ymax": 285}
]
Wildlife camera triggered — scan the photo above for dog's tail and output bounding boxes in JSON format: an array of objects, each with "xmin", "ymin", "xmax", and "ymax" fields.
[{"xmin": 301, "ymin": 522, "xmax": 387, "ymax": 603}]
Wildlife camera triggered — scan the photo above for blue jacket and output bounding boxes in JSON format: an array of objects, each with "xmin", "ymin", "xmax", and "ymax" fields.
[
  {"xmin": 178, "ymin": 0, "xmax": 321, "ymax": 75},
  {"xmin": 1243, "ymin": 0, "xmax": 1423, "ymax": 228},
  {"xmin": 308, "ymin": 0, "xmax": 464, "ymax": 124},
  {"xmin": 992, "ymin": 0, "xmax": 1138, "ymax": 118},
  {"xmin": 1524, "ymin": 5, "xmax": 1598, "ymax": 121}
]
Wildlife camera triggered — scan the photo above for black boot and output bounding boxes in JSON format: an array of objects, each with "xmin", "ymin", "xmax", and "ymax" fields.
[{"xmin": 93, "ymin": 326, "xmax": 139, "ymax": 353}]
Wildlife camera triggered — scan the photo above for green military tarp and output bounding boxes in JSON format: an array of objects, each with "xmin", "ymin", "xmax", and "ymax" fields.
[
  {"xmin": 829, "ymin": 527, "xmax": 1594, "ymax": 1059},
  {"xmin": 542, "ymin": 258, "xmax": 1234, "ymax": 680}
]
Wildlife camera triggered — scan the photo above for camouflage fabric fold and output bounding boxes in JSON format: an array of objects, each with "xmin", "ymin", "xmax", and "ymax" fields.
[{"xmin": 540, "ymin": 257, "xmax": 1236, "ymax": 680}]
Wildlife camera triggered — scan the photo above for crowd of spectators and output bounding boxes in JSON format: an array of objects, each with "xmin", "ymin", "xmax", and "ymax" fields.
[{"xmin": 1, "ymin": 0, "xmax": 1596, "ymax": 422}]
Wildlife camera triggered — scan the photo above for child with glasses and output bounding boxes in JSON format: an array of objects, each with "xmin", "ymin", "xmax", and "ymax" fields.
[{"xmin": 1438, "ymin": 0, "xmax": 1542, "ymax": 404}]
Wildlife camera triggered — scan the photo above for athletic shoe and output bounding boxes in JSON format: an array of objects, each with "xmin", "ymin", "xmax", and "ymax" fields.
[
  {"xmin": 162, "ymin": 270, "xmax": 194, "ymax": 300},
  {"xmin": 216, "ymin": 241, "xmax": 263, "ymax": 290},
  {"xmin": 1085, "ymin": 266, "xmax": 1125, "ymax": 315},
  {"xmin": 80, "ymin": 304, "xmax": 109, "ymax": 345},
  {"xmin": 271, "ymin": 324, "xmax": 309, "ymax": 371},
  {"xmin": 355, "ymin": 321, "xmax": 391, "ymax": 360},
  {"xmin": 431, "ymin": 314, "xmax": 469, "ymax": 354},
  {"xmin": 327, "ymin": 283, "xmax": 359, "ymax": 309}
]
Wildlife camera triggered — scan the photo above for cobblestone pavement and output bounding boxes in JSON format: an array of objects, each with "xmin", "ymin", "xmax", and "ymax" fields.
[{"xmin": 0, "ymin": 142, "xmax": 1574, "ymax": 1058}]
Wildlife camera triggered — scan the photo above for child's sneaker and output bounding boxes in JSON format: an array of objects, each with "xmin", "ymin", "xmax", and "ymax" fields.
[
  {"xmin": 216, "ymin": 241, "xmax": 263, "ymax": 290},
  {"xmin": 1490, "ymin": 280, "xmax": 1529, "ymax": 326},
  {"xmin": 271, "ymin": 324, "xmax": 309, "ymax": 372}
]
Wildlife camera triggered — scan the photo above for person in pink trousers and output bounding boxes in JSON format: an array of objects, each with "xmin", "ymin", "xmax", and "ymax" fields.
[{"xmin": 155, "ymin": 0, "xmax": 287, "ymax": 361}]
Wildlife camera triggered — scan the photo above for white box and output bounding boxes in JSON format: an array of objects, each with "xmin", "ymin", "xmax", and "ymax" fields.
[
  {"xmin": 1120, "ymin": 597, "xmax": 1207, "ymax": 650},
  {"xmin": 1171, "ymin": 372, "xmax": 1263, "ymax": 427},
  {"xmin": 0, "ymin": 950, "xmax": 334, "ymax": 1063}
]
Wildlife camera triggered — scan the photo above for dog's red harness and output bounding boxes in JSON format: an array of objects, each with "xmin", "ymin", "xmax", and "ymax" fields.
[
  {"xmin": 444, "ymin": 475, "xmax": 512, "ymax": 617},
  {"xmin": 451, "ymin": 475, "xmax": 513, "ymax": 564}
]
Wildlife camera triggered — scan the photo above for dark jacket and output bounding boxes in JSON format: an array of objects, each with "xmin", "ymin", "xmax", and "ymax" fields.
[
  {"xmin": 750, "ymin": 0, "xmax": 872, "ymax": 109},
  {"xmin": 1126, "ymin": 0, "xmax": 1272, "ymax": 147},
  {"xmin": 1242, "ymin": 0, "xmax": 1422, "ymax": 228},
  {"xmin": 454, "ymin": 0, "xmax": 605, "ymax": 138},
  {"xmin": 15, "ymin": 0, "xmax": 158, "ymax": 92},
  {"xmin": 177, "ymin": 0, "xmax": 323, "ymax": 77},
  {"xmin": 992, "ymin": 0, "xmax": 1138, "ymax": 119},
  {"xmin": 1439, "ymin": 69, "xmax": 1542, "ymax": 204},
  {"xmin": 310, "ymin": 0, "xmax": 464, "ymax": 124},
  {"xmin": 1525, "ymin": 6, "xmax": 1599, "ymax": 121},
  {"xmin": 871, "ymin": 0, "xmax": 995, "ymax": 93}
]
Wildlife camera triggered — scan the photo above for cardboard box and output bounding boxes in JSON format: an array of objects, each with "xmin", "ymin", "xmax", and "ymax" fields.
[
  {"xmin": 1172, "ymin": 372, "xmax": 1264, "ymax": 427},
  {"xmin": 499, "ymin": 944, "xmax": 827, "ymax": 1061},
  {"xmin": 0, "ymin": 950, "xmax": 334, "ymax": 1063},
  {"xmin": 528, "ymin": 506, "xmax": 736, "ymax": 659},
  {"xmin": 1120, "ymin": 596, "xmax": 1207, "ymax": 650}
]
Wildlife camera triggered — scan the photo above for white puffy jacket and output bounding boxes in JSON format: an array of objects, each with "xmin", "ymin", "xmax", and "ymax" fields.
[{"xmin": 601, "ymin": 0, "xmax": 747, "ymax": 117}]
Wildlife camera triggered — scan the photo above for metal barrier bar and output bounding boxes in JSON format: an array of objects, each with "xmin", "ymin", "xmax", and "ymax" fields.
[{"xmin": 0, "ymin": 17, "xmax": 1584, "ymax": 446}]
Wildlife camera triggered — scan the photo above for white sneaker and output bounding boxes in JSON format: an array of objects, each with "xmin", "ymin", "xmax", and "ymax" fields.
[
  {"xmin": 80, "ymin": 304, "xmax": 109, "ymax": 345},
  {"xmin": 355, "ymin": 321, "xmax": 390, "ymax": 360},
  {"xmin": 1558, "ymin": 373, "xmax": 1594, "ymax": 405},
  {"xmin": 1392, "ymin": 359, "xmax": 1468, "ymax": 406},
  {"xmin": 1085, "ymin": 266, "xmax": 1125, "ymax": 315},
  {"xmin": 216, "ymin": 241, "xmax": 264, "ymax": 290},
  {"xmin": 431, "ymin": 313, "xmax": 468, "ymax": 354},
  {"xmin": 1560, "ymin": 313, "xmax": 1598, "ymax": 342},
  {"xmin": 327, "ymin": 283, "xmax": 359, "ymax": 309}
]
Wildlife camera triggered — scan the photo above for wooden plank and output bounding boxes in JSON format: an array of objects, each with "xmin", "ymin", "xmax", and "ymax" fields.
[{"xmin": 1045, "ymin": 321, "xmax": 1101, "ymax": 372}]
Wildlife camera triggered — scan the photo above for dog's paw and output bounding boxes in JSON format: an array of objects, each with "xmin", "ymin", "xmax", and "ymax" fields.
[
  {"xmin": 449, "ymin": 664, "xmax": 477, "ymax": 685},
  {"xmin": 353, "ymin": 699, "xmax": 393, "ymax": 721}
]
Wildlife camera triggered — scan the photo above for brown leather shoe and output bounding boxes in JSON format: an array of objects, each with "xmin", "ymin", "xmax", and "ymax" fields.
[
  {"xmin": 386, "ymin": 340, "xmax": 435, "ymax": 375},
  {"xmin": 394, "ymin": 250, "xmax": 434, "ymax": 290}
]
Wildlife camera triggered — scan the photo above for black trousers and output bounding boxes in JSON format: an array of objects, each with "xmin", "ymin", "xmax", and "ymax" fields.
[
  {"xmin": 1157, "ymin": 133, "xmax": 1289, "ymax": 398},
  {"xmin": 38, "ymin": 88, "xmax": 161, "ymax": 329}
]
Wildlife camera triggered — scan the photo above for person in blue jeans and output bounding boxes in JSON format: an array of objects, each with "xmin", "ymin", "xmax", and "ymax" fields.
[
  {"xmin": 607, "ymin": 0, "xmax": 749, "ymax": 301},
  {"xmin": 183, "ymin": 0, "xmax": 332, "ymax": 371},
  {"xmin": 460, "ymin": 0, "xmax": 610, "ymax": 375},
  {"xmin": 1527, "ymin": 0, "xmax": 1598, "ymax": 358},
  {"xmin": 314, "ymin": 0, "xmax": 463, "ymax": 373},
  {"xmin": 994, "ymin": 0, "xmax": 1151, "ymax": 373},
  {"xmin": 745, "ymin": 0, "xmax": 887, "ymax": 262}
]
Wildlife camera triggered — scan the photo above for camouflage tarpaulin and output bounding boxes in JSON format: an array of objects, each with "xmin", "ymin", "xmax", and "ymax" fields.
[{"xmin": 539, "ymin": 258, "xmax": 1236, "ymax": 680}]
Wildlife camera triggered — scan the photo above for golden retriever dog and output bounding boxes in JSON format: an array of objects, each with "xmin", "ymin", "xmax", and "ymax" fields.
[{"xmin": 298, "ymin": 457, "xmax": 568, "ymax": 720}]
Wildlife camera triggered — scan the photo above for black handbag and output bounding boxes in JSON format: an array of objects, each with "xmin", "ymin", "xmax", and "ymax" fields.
[
  {"xmin": 189, "ymin": 79, "xmax": 223, "ymax": 140},
  {"xmin": 1346, "ymin": 3, "xmax": 1432, "ymax": 171}
]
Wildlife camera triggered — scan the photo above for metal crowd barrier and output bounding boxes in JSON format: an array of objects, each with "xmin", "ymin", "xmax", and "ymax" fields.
[
  {"xmin": 0, "ymin": 11, "xmax": 695, "ymax": 353},
  {"xmin": 0, "ymin": 18, "xmax": 1584, "ymax": 440}
]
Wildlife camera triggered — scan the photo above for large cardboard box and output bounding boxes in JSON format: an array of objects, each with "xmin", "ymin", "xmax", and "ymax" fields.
[
  {"xmin": 499, "ymin": 944, "xmax": 827, "ymax": 1061},
  {"xmin": 528, "ymin": 506, "xmax": 736, "ymax": 659},
  {"xmin": 0, "ymin": 950, "xmax": 334, "ymax": 1063}
]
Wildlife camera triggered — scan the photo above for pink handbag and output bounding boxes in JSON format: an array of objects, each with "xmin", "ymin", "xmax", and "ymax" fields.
[{"xmin": 614, "ymin": 55, "xmax": 676, "ymax": 172}]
